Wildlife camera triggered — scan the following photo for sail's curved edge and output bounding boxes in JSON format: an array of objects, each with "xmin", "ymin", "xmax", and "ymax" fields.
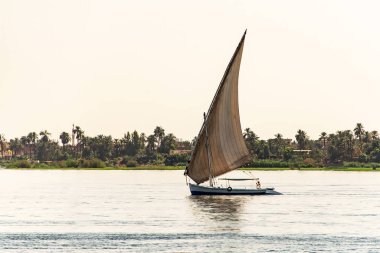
[{"xmin": 187, "ymin": 31, "xmax": 251, "ymax": 184}]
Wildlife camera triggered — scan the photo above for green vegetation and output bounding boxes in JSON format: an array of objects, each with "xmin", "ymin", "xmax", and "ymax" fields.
[
  {"xmin": 1, "ymin": 123, "xmax": 380, "ymax": 171},
  {"xmin": 0, "ymin": 126, "xmax": 190, "ymax": 169},
  {"xmin": 2, "ymin": 165, "xmax": 378, "ymax": 171}
]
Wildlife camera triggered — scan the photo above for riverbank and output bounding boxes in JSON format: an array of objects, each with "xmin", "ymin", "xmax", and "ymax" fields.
[{"xmin": 2, "ymin": 166, "xmax": 378, "ymax": 171}]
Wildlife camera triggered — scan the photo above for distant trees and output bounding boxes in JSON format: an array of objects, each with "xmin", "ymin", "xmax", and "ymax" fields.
[
  {"xmin": 158, "ymin": 133, "xmax": 176, "ymax": 154},
  {"xmin": 272, "ymin": 133, "xmax": 284, "ymax": 158},
  {"xmin": 9, "ymin": 138, "xmax": 22, "ymax": 157},
  {"xmin": 354, "ymin": 123, "xmax": 364, "ymax": 142},
  {"xmin": 154, "ymin": 126, "xmax": 165, "ymax": 147},
  {"xmin": 73, "ymin": 126, "xmax": 84, "ymax": 158},
  {"xmin": 36, "ymin": 130, "xmax": 59, "ymax": 161},
  {"xmin": 27, "ymin": 132, "xmax": 38, "ymax": 158},
  {"xmin": 73, "ymin": 126, "xmax": 84, "ymax": 145},
  {"xmin": 257, "ymin": 140, "xmax": 270, "ymax": 159},
  {"xmin": 319, "ymin": 132, "xmax": 327, "ymax": 148},
  {"xmin": 131, "ymin": 131, "xmax": 141, "ymax": 156},
  {"xmin": 295, "ymin": 129, "xmax": 308, "ymax": 150},
  {"xmin": 39, "ymin": 130, "xmax": 50, "ymax": 143},
  {"xmin": 283, "ymin": 147, "xmax": 293, "ymax": 161},
  {"xmin": 146, "ymin": 135, "xmax": 156, "ymax": 155},
  {"xmin": 371, "ymin": 131, "xmax": 378, "ymax": 140},
  {"xmin": 326, "ymin": 130, "xmax": 354, "ymax": 163},
  {"xmin": 59, "ymin": 132, "xmax": 71, "ymax": 151},
  {"xmin": 3, "ymin": 123, "xmax": 380, "ymax": 167},
  {"xmin": 0, "ymin": 134, "xmax": 6, "ymax": 158},
  {"xmin": 87, "ymin": 135, "xmax": 113, "ymax": 161},
  {"xmin": 243, "ymin": 128, "xmax": 259, "ymax": 156},
  {"xmin": 241, "ymin": 123, "xmax": 380, "ymax": 166}
]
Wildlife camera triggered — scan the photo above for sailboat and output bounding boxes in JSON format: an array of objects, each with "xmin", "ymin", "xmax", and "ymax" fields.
[{"xmin": 184, "ymin": 30, "xmax": 277, "ymax": 195}]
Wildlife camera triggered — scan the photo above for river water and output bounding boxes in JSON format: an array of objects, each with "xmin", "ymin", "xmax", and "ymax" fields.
[{"xmin": 0, "ymin": 169, "xmax": 379, "ymax": 252}]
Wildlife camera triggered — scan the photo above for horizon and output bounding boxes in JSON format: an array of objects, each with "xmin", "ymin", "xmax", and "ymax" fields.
[{"xmin": 1, "ymin": 0, "xmax": 380, "ymax": 141}]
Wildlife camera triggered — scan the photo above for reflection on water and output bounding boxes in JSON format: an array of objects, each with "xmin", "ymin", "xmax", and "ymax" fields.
[{"xmin": 187, "ymin": 195, "xmax": 247, "ymax": 231}]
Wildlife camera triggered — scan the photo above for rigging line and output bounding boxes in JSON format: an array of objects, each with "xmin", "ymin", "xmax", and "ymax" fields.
[{"xmin": 242, "ymin": 170, "xmax": 255, "ymax": 179}]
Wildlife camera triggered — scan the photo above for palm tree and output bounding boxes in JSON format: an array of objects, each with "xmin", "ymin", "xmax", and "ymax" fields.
[
  {"xmin": 243, "ymin": 128, "xmax": 259, "ymax": 154},
  {"xmin": 371, "ymin": 130, "xmax": 379, "ymax": 140},
  {"xmin": 353, "ymin": 123, "xmax": 365, "ymax": 161},
  {"xmin": 139, "ymin": 133, "xmax": 146, "ymax": 150},
  {"xmin": 73, "ymin": 126, "xmax": 84, "ymax": 157},
  {"xmin": 37, "ymin": 131, "xmax": 51, "ymax": 161},
  {"xmin": 319, "ymin": 132, "xmax": 328, "ymax": 164},
  {"xmin": 20, "ymin": 136, "xmax": 28, "ymax": 157},
  {"xmin": 343, "ymin": 130, "xmax": 354, "ymax": 161},
  {"xmin": 27, "ymin": 132, "xmax": 38, "ymax": 159},
  {"xmin": 257, "ymin": 140, "xmax": 270, "ymax": 159},
  {"xmin": 326, "ymin": 133, "xmax": 339, "ymax": 163},
  {"xmin": 122, "ymin": 132, "xmax": 132, "ymax": 156},
  {"xmin": 9, "ymin": 138, "xmax": 22, "ymax": 158},
  {"xmin": 0, "ymin": 134, "xmax": 6, "ymax": 158},
  {"xmin": 153, "ymin": 126, "xmax": 165, "ymax": 147},
  {"xmin": 295, "ymin": 129, "xmax": 308, "ymax": 150},
  {"xmin": 146, "ymin": 135, "xmax": 156, "ymax": 155},
  {"xmin": 243, "ymin": 128, "xmax": 259, "ymax": 141},
  {"xmin": 363, "ymin": 131, "xmax": 371, "ymax": 143},
  {"xmin": 74, "ymin": 126, "xmax": 84, "ymax": 143},
  {"xmin": 319, "ymin": 132, "xmax": 327, "ymax": 148},
  {"xmin": 39, "ymin": 130, "xmax": 51, "ymax": 143},
  {"xmin": 131, "ymin": 131, "xmax": 141, "ymax": 156},
  {"xmin": 158, "ymin": 133, "xmax": 176, "ymax": 154},
  {"xmin": 25, "ymin": 136, "xmax": 32, "ymax": 158},
  {"xmin": 274, "ymin": 133, "xmax": 283, "ymax": 158},
  {"xmin": 9, "ymin": 139, "xmax": 16, "ymax": 158},
  {"xmin": 243, "ymin": 128, "xmax": 251, "ymax": 138},
  {"xmin": 90, "ymin": 135, "xmax": 113, "ymax": 161},
  {"xmin": 59, "ymin": 132, "xmax": 71, "ymax": 151},
  {"xmin": 354, "ymin": 123, "xmax": 364, "ymax": 142},
  {"xmin": 113, "ymin": 138, "xmax": 121, "ymax": 157}
]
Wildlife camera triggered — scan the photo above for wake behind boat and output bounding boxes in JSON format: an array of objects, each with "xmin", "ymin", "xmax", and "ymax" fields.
[{"xmin": 184, "ymin": 30, "xmax": 278, "ymax": 195}]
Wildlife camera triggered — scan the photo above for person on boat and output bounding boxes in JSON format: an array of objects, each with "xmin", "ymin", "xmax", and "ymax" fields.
[{"xmin": 256, "ymin": 180, "xmax": 261, "ymax": 189}]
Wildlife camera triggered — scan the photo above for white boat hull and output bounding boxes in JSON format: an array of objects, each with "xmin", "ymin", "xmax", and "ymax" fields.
[{"xmin": 189, "ymin": 183, "xmax": 279, "ymax": 195}]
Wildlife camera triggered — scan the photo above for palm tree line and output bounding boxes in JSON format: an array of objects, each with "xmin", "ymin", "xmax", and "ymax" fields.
[
  {"xmin": 243, "ymin": 122, "xmax": 380, "ymax": 165},
  {"xmin": 1, "ymin": 123, "xmax": 380, "ymax": 166},
  {"xmin": 0, "ymin": 126, "xmax": 186, "ymax": 166}
]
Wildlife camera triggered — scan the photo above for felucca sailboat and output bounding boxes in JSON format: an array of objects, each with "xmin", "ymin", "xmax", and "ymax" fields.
[{"xmin": 184, "ymin": 30, "xmax": 277, "ymax": 195}]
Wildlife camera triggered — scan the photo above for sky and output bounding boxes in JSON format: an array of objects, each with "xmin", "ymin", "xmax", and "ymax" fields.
[{"xmin": 1, "ymin": 0, "xmax": 380, "ymax": 142}]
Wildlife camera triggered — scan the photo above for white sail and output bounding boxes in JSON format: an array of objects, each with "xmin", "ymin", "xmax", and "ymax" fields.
[{"xmin": 187, "ymin": 31, "xmax": 251, "ymax": 184}]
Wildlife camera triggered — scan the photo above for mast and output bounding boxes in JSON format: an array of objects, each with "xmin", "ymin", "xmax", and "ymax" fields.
[{"xmin": 204, "ymin": 112, "xmax": 213, "ymax": 186}]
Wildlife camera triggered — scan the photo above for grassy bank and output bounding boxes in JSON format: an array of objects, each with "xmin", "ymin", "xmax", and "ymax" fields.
[
  {"xmin": 2, "ymin": 166, "xmax": 182, "ymax": 170},
  {"xmin": 2, "ymin": 166, "xmax": 379, "ymax": 171},
  {"xmin": 242, "ymin": 167, "xmax": 379, "ymax": 171}
]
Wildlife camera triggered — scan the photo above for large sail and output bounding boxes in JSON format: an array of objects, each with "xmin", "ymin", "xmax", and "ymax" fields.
[{"xmin": 187, "ymin": 31, "xmax": 251, "ymax": 184}]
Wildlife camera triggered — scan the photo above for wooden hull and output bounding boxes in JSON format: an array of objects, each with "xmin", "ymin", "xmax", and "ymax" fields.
[{"xmin": 189, "ymin": 183, "xmax": 279, "ymax": 195}]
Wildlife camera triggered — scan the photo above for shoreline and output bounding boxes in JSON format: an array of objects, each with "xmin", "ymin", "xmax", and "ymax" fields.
[{"xmin": 1, "ymin": 166, "xmax": 379, "ymax": 171}]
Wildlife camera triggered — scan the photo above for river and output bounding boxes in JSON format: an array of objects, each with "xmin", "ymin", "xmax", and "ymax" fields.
[{"xmin": 0, "ymin": 169, "xmax": 379, "ymax": 252}]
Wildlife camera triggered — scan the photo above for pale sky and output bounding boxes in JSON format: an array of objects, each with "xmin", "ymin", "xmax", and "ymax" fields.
[{"xmin": 1, "ymin": 0, "xmax": 380, "ymax": 141}]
